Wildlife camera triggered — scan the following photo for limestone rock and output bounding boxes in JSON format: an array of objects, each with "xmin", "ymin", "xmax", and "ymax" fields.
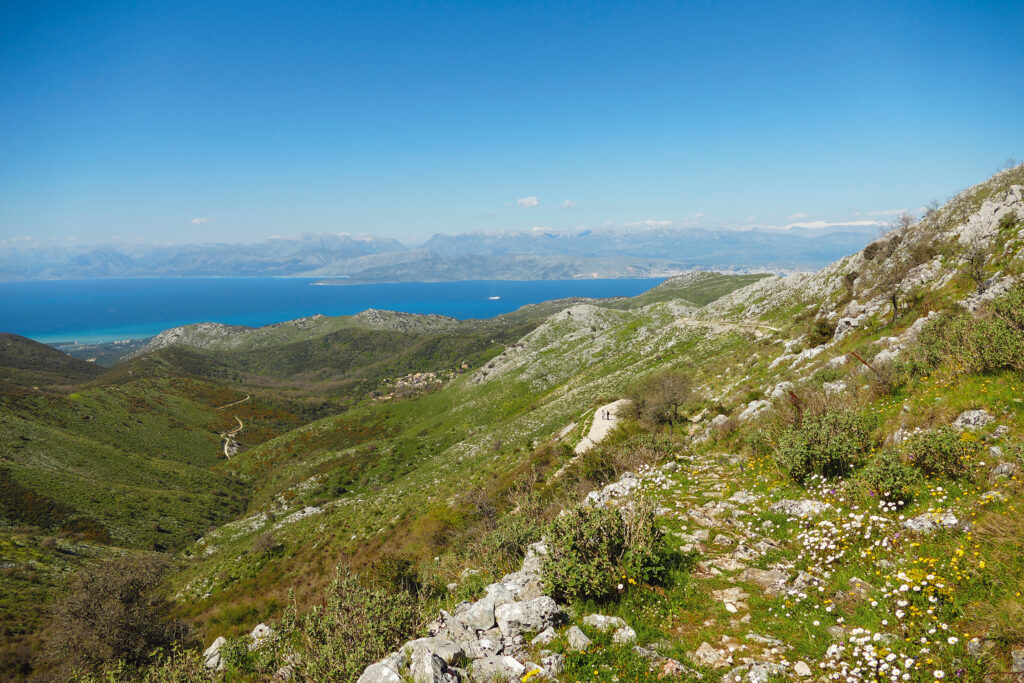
[
  {"xmin": 712, "ymin": 586, "xmax": 749, "ymax": 612},
  {"xmin": 738, "ymin": 399, "xmax": 770, "ymax": 422},
  {"xmin": 692, "ymin": 642, "xmax": 729, "ymax": 668},
  {"xmin": 494, "ymin": 596, "xmax": 562, "ymax": 637},
  {"xmin": 738, "ymin": 568, "xmax": 788, "ymax": 594},
  {"xmin": 582, "ymin": 614, "xmax": 628, "ymax": 632},
  {"xmin": 794, "ymin": 660, "xmax": 813, "ymax": 677},
  {"xmin": 203, "ymin": 636, "xmax": 226, "ymax": 671},
  {"xmin": 613, "ymin": 625, "xmax": 637, "ymax": 644},
  {"xmin": 531, "ymin": 626, "xmax": 556, "ymax": 645},
  {"xmin": 404, "ymin": 637, "xmax": 464, "ymax": 666},
  {"xmin": 463, "ymin": 635, "xmax": 501, "ymax": 659},
  {"xmin": 249, "ymin": 623, "xmax": 273, "ymax": 650},
  {"xmin": 584, "ymin": 473, "xmax": 641, "ymax": 506},
  {"xmin": 719, "ymin": 661, "xmax": 786, "ymax": 683},
  {"xmin": 454, "ymin": 595, "xmax": 496, "ymax": 632},
  {"xmin": 990, "ymin": 461, "xmax": 1020, "ymax": 483},
  {"xmin": 566, "ymin": 625, "xmax": 592, "ymax": 652},
  {"xmin": 409, "ymin": 651, "xmax": 451, "ymax": 683},
  {"xmin": 903, "ymin": 511, "xmax": 961, "ymax": 534},
  {"xmin": 470, "ymin": 656, "xmax": 525, "ymax": 682},
  {"xmin": 540, "ymin": 652, "xmax": 565, "ymax": 676},
  {"xmin": 952, "ymin": 409, "xmax": 995, "ymax": 430},
  {"xmin": 1011, "ymin": 647, "xmax": 1024, "ymax": 676},
  {"xmin": 357, "ymin": 652, "xmax": 405, "ymax": 683},
  {"xmin": 769, "ymin": 499, "xmax": 828, "ymax": 518}
]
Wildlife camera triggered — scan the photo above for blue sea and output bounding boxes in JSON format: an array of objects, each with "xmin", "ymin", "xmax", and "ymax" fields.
[{"xmin": 0, "ymin": 277, "xmax": 665, "ymax": 344}]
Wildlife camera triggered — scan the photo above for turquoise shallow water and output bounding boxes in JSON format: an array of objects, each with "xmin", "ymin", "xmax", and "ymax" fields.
[{"xmin": 0, "ymin": 277, "xmax": 664, "ymax": 343}]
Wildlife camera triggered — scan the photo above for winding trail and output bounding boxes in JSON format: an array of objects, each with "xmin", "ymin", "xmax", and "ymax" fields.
[
  {"xmin": 215, "ymin": 394, "xmax": 250, "ymax": 410},
  {"xmin": 574, "ymin": 398, "xmax": 632, "ymax": 455},
  {"xmin": 220, "ymin": 415, "xmax": 245, "ymax": 459}
]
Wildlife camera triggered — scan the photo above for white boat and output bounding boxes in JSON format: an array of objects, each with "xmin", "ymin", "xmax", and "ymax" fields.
[{"xmin": 488, "ymin": 296, "xmax": 501, "ymax": 300}]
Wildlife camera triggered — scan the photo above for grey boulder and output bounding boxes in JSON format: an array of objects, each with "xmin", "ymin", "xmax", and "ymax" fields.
[
  {"xmin": 903, "ymin": 511, "xmax": 961, "ymax": 534},
  {"xmin": 769, "ymin": 499, "xmax": 828, "ymax": 518},
  {"xmin": 566, "ymin": 625, "xmax": 592, "ymax": 652},
  {"xmin": 470, "ymin": 655, "xmax": 525, "ymax": 682},
  {"xmin": 495, "ymin": 596, "xmax": 562, "ymax": 637}
]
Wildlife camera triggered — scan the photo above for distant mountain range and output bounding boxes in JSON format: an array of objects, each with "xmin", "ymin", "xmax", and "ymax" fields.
[{"xmin": 0, "ymin": 227, "xmax": 877, "ymax": 281}]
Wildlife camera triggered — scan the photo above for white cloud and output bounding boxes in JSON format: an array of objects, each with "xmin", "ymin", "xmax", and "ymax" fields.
[
  {"xmin": 866, "ymin": 208, "xmax": 907, "ymax": 216},
  {"xmin": 693, "ymin": 212, "xmax": 705, "ymax": 219},
  {"xmin": 191, "ymin": 216, "xmax": 218, "ymax": 225},
  {"xmin": 624, "ymin": 219, "xmax": 672, "ymax": 227},
  {"xmin": 517, "ymin": 196, "xmax": 539, "ymax": 208},
  {"xmin": 784, "ymin": 219, "xmax": 883, "ymax": 230},
  {"xmin": 561, "ymin": 199, "xmax": 577, "ymax": 208},
  {"xmin": 787, "ymin": 212, "xmax": 808, "ymax": 219}
]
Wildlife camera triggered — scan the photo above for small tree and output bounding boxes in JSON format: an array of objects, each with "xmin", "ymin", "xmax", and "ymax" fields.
[
  {"xmin": 892, "ymin": 211, "xmax": 916, "ymax": 232},
  {"xmin": 632, "ymin": 369, "xmax": 693, "ymax": 433},
  {"xmin": 47, "ymin": 555, "xmax": 188, "ymax": 674},
  {"xmin": 961, "ymin": 239, "xmax": 988, "ymax": 294}
]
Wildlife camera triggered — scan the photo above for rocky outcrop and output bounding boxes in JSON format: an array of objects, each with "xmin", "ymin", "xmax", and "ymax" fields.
[
  {"xmin": 902, "ymin": 511, "xmax": 961, "ymax": 534},
  {"xmin": 768, "ymin": 499, "xmax": 828, "ymax": 518},
  {"xmin": 952, "ymin": 409, "xmax": 995, "ymax": 431},
  {"xmin": 358, "ymin": 539, "xmax": 567, "ymax": 680}
]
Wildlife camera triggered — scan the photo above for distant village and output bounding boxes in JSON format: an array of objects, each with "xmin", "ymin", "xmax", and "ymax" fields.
[{"xmin": 375, "ymin": 361, "xmax": 471, "ymax": 401}]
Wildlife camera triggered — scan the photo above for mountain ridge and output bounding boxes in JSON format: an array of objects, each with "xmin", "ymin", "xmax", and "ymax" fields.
[{"xmin": 0, "ymin": 227, "xmax": 876, "ymax": 281}]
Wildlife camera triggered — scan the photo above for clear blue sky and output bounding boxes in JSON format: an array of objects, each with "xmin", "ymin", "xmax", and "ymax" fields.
[{"xmin": 1, "ymin": 0, "xmax": 1022, "ymax": 245}]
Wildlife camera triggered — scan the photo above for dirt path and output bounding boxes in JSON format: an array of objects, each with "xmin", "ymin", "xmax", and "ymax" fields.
[
  {"xmin": 574, "ymin": 398, "xmax": 632, "ymax": 454},
  {"xmin": 215, "ymin": 394, "xmax": 250, "ymax": 410},
  {"xmin": 220, "ymin": 416, "xmax": 244, "ymax": 459},
  {"xmin": 673, "ymin": 316, "xmax": 780, "ymax": 334}
]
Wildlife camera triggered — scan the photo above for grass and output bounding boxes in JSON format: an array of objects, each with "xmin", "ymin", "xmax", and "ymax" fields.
[{"xmin": 8, "ymin": 165, "xmax": 1024, "ymax": 680}]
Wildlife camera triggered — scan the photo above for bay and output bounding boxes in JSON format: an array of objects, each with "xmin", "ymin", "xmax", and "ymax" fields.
[{"xmin": 0, "ymin": 277, "xmax": 664, "ymax": 343}]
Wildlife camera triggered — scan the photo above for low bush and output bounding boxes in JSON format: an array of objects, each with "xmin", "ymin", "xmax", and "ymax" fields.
[
  {"xmin": 543, "ymin": 499, "xmax": 673, "ymax": 603},
  {"xmin": 810, "ymin": 367, "xmax": 846, "ymax": 387},
  {"xmin": 47, "ymin": 555, "xmax": 189, "ymax": 676},
  {"xmin": 807, "ymin": 319, "xmax": 837, "ymax": 347},
  {"xmin": 904, "ymin": 283, "xmax": 1024, "ymax": 375},
  {"xmin": 853, "ymin": 449, "xmax": 921, "ymax": 506},
  {"xmin": 365, "ymin": 553, "xmax": 422, "ymax": 596},
  {"xmin": 294, "ymin": 570, "xmax": 420, "ymax": 681},
  {"xmin": 774, "ymin": 408, "xmax": 876, "ymax": 482},
  {"xmin": 904, "ymin": 427, "xmax": 972, "ymax": 479},
  {"xmin": 478, "ymin": 504, "xmax": 546, "ymax": 573}
]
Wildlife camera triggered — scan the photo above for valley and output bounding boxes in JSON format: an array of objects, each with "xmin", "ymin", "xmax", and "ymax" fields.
[{"xmin": 1, "ymin": 165, "xmax": 1023, "ymax": 681}]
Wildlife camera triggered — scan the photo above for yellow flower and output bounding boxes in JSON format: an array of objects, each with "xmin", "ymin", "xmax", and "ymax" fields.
[
  {"xmin": 522, "ymin": 668, "xmax": 542, "ymax": 682},
  {"xmin": 978, "ymin": 561, "xmax": 985, "ymax": 569}
]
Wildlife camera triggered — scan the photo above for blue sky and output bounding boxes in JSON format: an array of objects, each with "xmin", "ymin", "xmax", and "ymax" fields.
[{"xmin": 1, "ymin": 0, "xmax": 1022, "ymax": 246}]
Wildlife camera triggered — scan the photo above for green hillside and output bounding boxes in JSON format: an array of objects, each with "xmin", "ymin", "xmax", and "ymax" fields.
[
  {"xmin": 3, "ymin": 165, "xmax": 1024, "ymax": 682},
  {"xmin": 0, "ymin": 333, "xmax": 104, "ymax": 386}
]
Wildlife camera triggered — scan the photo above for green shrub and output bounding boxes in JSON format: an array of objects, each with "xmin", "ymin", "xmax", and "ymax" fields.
[
  {"xmin": 904, "ymin": 427, "xmax": 972, "ymax": 479},
  {"xmin": 855, "ymin": 449, "xmax": 921, "ymax": 506},
  {"xmin": 808, "ymin": 319, "xmax": 837, "ymax": 347},
  {"xmin": 296, "ymin": 570, "xmax": 419, "ymax": 681},
  {"xmin": 47, "ymin": 556, "xmax": 189, "ymax": 675},
  {"xmin": 810, "ymin": 367, "xmax": 846, "ymax": 386},
  {"xmin": 774, "ymin": 409, "xmax": 876, "ymax": 482},
  {"xmin": 906, "ymin": 284, "xmax": 1024, "ymax": 375},
  {"xmin": 479, "ymin": 507, "xmax": 546, "ymax": 572},
  {"xmin": 543, "ymin": 500, "xmax": 672, "ymax": 603},
  {"xmin": 366, "ymin": 553, "xmax": 422, "ymax": 596}
]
